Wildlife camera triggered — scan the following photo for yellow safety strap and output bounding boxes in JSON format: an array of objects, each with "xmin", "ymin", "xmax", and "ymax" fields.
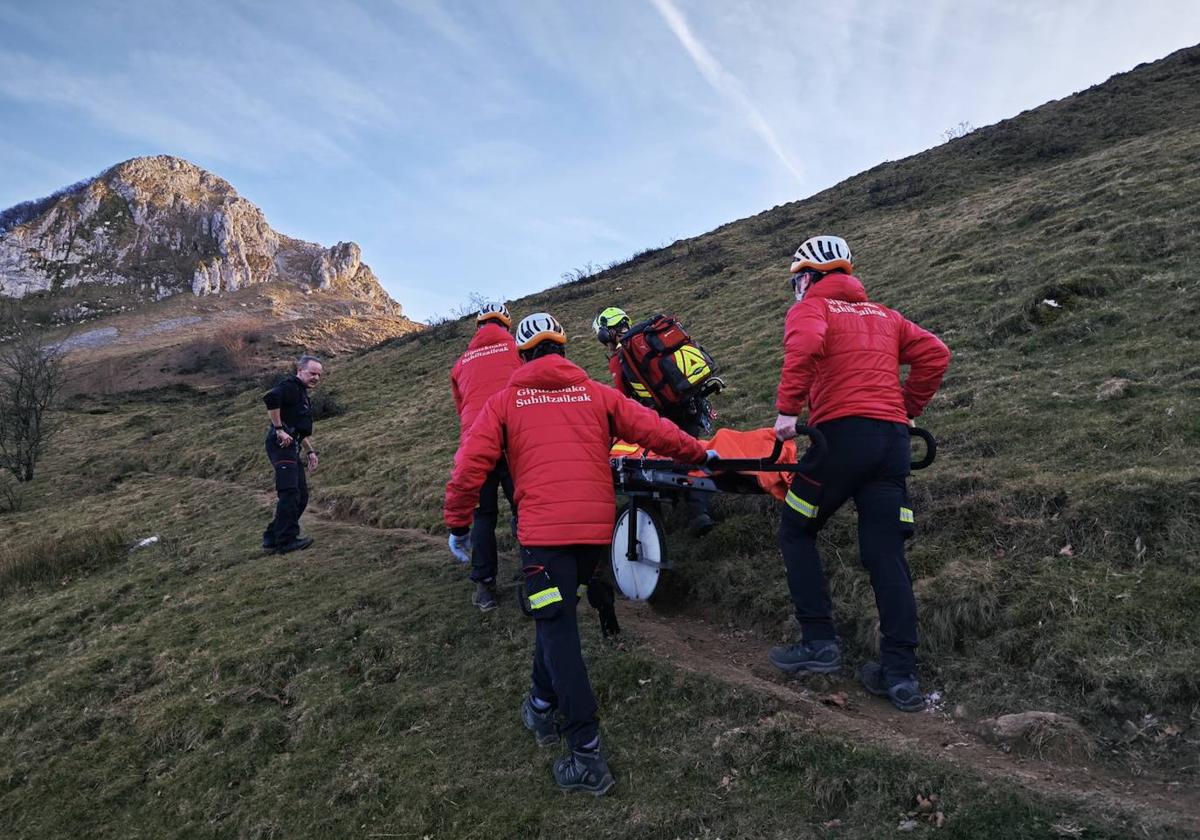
[
  {"xmin": 529, "ymin": 587, "xmax": 563, "ymax": 610},
  {"xmin": 900, "ymin": 507, "xmax": 914, "ymax": 524},
  {"xmin": 785, "ymin": 490, "xmax": 818, "ymax": 519}
]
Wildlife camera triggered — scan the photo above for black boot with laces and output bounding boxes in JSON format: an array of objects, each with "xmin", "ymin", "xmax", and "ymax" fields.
[
  {"xmin": 552, "ymin": 744, "xmax": 615, "ymax": 796},
  {"xmin": 520, "ymin": 695, "xmax": 558, "ymax": 746}
]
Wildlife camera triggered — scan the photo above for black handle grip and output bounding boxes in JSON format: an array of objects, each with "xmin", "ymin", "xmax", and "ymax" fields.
[{"xmin": 910, "ymin": 426, "xmax": 937, "ymax": 470}]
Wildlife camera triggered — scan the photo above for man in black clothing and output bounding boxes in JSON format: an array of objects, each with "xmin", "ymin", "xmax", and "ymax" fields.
[{"xmin": 262, "ymin": 355, "xmax": 323, "ymax": 554}]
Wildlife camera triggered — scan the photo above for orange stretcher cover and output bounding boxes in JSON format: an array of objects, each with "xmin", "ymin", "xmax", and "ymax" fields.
[{"xmin": 610, "ymin": 427, "xmax": 798, "ymax": 501}]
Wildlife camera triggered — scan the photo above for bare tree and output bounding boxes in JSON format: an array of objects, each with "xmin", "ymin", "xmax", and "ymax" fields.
[
  {"xmin": 0, "ymin": 324, "xmax": 68, "ymax": 484},
  {"xmin": 941, "ymin": 121, "xmax": 974, "ymax": 143},
  {"xmin": 560, "ymin": 262, "xmax": 601, "ymax": 284}
]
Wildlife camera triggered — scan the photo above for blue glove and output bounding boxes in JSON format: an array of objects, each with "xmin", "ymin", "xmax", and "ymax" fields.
[
  {"xmin": 702, "ymin": 449, "xmax": 721, "ymax": 474},
  {"xmin": 448, "ymin": 533, "xmax": 471, "ymax": 564}
]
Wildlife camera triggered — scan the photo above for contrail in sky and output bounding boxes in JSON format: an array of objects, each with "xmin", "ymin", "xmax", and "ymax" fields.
[{"xmin": 650, "ymin": 0, "xmax": 804, "ymax": 182}]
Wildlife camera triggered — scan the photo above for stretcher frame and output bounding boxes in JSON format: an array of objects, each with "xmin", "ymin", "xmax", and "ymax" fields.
[{"xmin": 609, "ymin": 426, "xmax": 936, "ymax": 600}]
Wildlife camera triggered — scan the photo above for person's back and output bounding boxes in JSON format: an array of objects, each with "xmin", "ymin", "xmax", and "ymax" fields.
[
  {"xmin": 446, "ymin": 303, "xmax": 521, "ymax": 610},
  {"xmin": 778, "ymin": 273, "xmax": 948, "ymax": 426},
  {"xmin": 450, "ymin": 317, "xmax": 520, "ymax": 446},
  {"xmin": 449, "ymin": 348, "xmax": 705, "ymax": 546},
  {"xmin": 445, "ymin": 312, "xmax": 711, "ymax": 797},
  {"xmin": 771, "ymin": 235, "xmax": 949, "ymax": 714}
]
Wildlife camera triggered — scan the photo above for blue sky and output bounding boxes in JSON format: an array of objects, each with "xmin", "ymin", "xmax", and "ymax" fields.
[{"xmin": 2, "ymin": 1, "xmax": 1198, "ymax": 320}]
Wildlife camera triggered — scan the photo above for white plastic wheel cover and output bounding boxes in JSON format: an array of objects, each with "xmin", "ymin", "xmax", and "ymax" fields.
[{"xmin": 611, "ymin": 506, "xmax": 664, "ymax": 601}]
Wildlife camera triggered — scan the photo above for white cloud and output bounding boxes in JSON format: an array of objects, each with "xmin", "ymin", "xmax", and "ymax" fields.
[{"xmin": 649, "ymin": 0, "xmax": 805, "ymax": 183}]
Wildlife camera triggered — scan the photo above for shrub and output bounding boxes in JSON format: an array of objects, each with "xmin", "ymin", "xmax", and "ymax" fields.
[
  {"xmin": 559, "ymin": 262, "xmax": 602, "ymax": 284},
  {"xmin": 941, "ymin": 120, "xmax": 974, "ymax": 143},
  {"xmin": 177, "ymin": 324, "xmax": 259, "ymax": 374},
  {"xmin": 310, "ymin": 388, "xmax": 346, "ymax": 420}
]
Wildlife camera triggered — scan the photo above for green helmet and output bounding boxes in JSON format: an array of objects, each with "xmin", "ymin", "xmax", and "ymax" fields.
[{"xmin": 592, "ymin": 307, "xmax": 630, "ymax": 344}]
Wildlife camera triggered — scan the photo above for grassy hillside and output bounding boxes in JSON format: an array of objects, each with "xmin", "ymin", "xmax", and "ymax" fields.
[{"xmin": 3, "ymin": 45, "xmax": 1199, "ymax": 838}]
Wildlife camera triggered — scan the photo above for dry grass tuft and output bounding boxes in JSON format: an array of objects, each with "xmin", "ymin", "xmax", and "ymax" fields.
[{"xmin": 0, "ymin": 527, "xmax": 129, "ymax": 595}]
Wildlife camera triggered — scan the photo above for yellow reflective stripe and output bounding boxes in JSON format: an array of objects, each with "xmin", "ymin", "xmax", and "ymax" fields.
[
  {"xmin": 900, "ymin": 507, "xmax": 914, "ymax": 524},
  {"xmin": 529, "ymin": 587, "xmax": 563, "ymax": 610},
  {"xmin": 785, "ymin": 491, "xmax": 818, "ymax": 518},
  {"xmin": 576, "ymin": 584, "xmax": 588, "ymax": 597},
  {"xmin": 631, "ymin": 381, "xmax": 652, "ymax": 397}
]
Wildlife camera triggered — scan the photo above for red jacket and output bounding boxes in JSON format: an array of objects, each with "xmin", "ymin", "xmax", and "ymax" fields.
[
  {"xmin": 608, "ymin": 353, "xmax": 623, "ymax": 390},
  {"xmin": 450, "ymin": 323, "xmax": 520, "ymax": 446},
  {"xmin": 776, "ymin": 274, "xmax": 950, "ymax": 425},
  {"xmin": 445, "ymin": 354, "xmax": 707, "ymax": 545}
]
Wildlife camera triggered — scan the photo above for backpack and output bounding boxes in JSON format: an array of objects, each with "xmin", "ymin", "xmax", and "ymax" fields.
[{"xmin": 617, "ymin": 314, "xmax": 717, "ymax": 409}]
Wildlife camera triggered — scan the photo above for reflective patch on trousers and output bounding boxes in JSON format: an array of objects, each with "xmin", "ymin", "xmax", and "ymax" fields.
[
  {"xmin": 529, "ymin": 587, "xmax": 563, "ymax": 610},
  {"xmin": 785, "ymin": 489, "xmax": 818, "ymax": 518},
  {"xmin": 523, "ymin": 563, "xmax": 564, "ymax": 619}
]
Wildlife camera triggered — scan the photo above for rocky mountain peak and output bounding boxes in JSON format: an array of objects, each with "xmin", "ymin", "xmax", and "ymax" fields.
[{"xmin": 0, "ymin": 155, "xmax": 401, "ymax": 319}]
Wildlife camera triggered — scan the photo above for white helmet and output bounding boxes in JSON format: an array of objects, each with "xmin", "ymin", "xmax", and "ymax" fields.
[
  {"xmin": 515, "ymin": 312, "xmax": 566, "ymax": 352},
  {"xmin": 790, "ymin": 235, "xmax": 853, "ymax": 274},
  {"xmin": 476, "ymin": 302, "xmax": 511, "ymax": 328}
]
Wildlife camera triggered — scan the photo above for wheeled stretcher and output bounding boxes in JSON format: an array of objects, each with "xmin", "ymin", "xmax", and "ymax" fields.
[{"xmin": 609, "ymin": 425, "xmax": 936, "ymax": 600}]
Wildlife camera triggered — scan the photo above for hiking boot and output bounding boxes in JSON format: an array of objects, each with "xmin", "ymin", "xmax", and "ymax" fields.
[
  {"xmin": 472, "ymin": 582, "xmax": 499, "ymax": 613},
  {"xmin": 553, "ymin": 746, "xmax": 615, "ymax": 796},
  {"xmin": 276, "ymin": 536, "xmax": 314, "ymax": 555},
  {"xmin": 768, "ymin": 639, "xmax": 842, "ymax": 675},
  {"xmin": 858, "ymin": 661, "xmax": 926, "ymax": 712},
  {"xmin": 520, "ymin": 695, "xmax": 559, "ymax": 747},
  {"xmin": 687, "ymin": 512, "xmax": 716, "ymax": 536},
  {"xmin": 261, "ymin": 538, "xmax": 276, "ymax": 552}
]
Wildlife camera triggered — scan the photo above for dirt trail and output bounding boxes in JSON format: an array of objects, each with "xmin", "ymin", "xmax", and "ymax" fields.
[
  {"xmin": 186, "ymin": 475, "xmax": 1200, "ymax": 834},
  {"xmin": 618, "ymin": 603, "xmax": 1200, "ymax": 836}
]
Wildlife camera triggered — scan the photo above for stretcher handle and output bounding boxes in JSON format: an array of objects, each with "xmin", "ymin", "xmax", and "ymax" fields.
[
  {"xmin": 910, "ymin": 426, "xmax": 937, "ymax": 470},
  {"xmin": 704, "ymin": 424, "xmax": 827, "ymax": 473}
]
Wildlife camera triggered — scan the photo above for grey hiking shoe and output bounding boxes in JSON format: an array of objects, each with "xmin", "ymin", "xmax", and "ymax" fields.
[
  {"xmin": 768, "ymin": 639, "xmax": 842, "ymax": 674},
  {"xmin": 472, "ymin": 582, "xmax": 498, "ymax": 612},
  {"xmin": 858, "ymin": 661, "xmax": 926, "ymax": 712},
  {"xmin": 521, "ymin": 696, "xmax": 559, "ymax": 746},
  {"xmin": 553, "ymin": 747, "xmax": 615, "ymax": 796}
]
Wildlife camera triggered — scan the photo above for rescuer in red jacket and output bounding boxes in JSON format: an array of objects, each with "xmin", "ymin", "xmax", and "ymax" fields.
[
  {"xmin": 770, "ymin": 235, "xmax": 950, "ymax": 713},
  {"xmin": 448, "ymin": 303, "xmax": 521, "ymax": 611},
  {"xmin": 445, "ymin": 312, "xmax": 714, "ymax": 795}
]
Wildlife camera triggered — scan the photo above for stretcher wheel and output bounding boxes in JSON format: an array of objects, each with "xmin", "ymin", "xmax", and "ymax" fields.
[{"xmin": 611, "ymin": 504, "xmax": 666, "ymax": 601}]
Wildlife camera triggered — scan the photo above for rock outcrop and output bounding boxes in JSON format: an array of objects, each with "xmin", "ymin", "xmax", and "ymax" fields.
[{"xmin": 0, "ymin": 155, "xmax": 401, "ymax": 316}]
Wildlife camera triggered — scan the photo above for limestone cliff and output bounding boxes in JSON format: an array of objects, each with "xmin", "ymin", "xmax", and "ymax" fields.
[{"xmin": 0, "ymin": 156, "xmax": 401, "ymax": 316}]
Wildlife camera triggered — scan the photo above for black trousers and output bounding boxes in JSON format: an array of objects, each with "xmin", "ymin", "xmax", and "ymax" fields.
[
  {"xmin": 778, "ymin": 417, "xmax": 918, "ymax": 680},
  {"xmin": 264, "ymin": 433, "xmax": 308, "ymax": 546},
  {"xmin": 470, "ymin": 457, "xmax": 516, "ymax": 584},
  {"xmin": 524, "ymin": 544, "xmax": 604, "ymax": 750}
]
